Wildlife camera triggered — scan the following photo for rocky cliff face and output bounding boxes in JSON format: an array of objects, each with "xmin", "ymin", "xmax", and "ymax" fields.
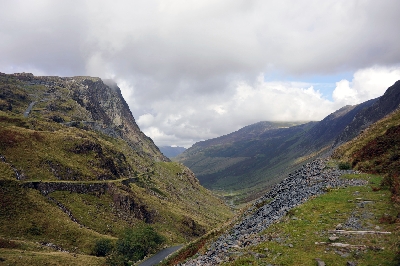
[{"xmin": 7, "ymin": 72, "xmax": 167, "ymax": 162}]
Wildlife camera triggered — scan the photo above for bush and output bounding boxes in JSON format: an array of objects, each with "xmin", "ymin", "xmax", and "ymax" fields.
[
  {"xmin": 93, "ymin": 238, "xmax": 114, "ymax": 257},
  {"xmin": 106, "ymin": 224, "xmax": 165, "ymax": 265},
  {"xmin": 338, "ymin": 162, "xmax": 352, "ymax": 170},
  {"xmin": 382, "ymin": 175, "xmax": 400, "ymax": 203}
]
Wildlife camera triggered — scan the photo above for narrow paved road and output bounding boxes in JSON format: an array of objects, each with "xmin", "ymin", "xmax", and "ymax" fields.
[
  {"xmin": 24, "ymin": 101, "xmax": 36, "ymax": 117},
  {"xmin": 138, "ymin": 245, "xmax": 182, "ymax": 266}
]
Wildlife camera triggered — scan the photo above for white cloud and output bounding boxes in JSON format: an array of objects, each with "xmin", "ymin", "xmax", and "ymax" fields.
[
  {"xmin": 136, "ymin": 74, "xmax": 337, "ymax": 147},
  {"xmin": 333, "ymin": 66, "xmax": 400, "ymax": 105},
  {"xmin": 1, "ymin": 0, "xmax": 400, "ymax": 147},
  {"xmin": 137, "ymin": 114, "xmax": 155, "ymax": 128},
  {"xmin": 137, "ymin": 66, "xmax": 400, "ymax": 147}
]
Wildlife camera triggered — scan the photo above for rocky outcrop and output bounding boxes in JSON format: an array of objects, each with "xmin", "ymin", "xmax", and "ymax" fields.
[
  {"xmin": 180, "ymin": 159, "xmax": 367, "ymax": 265},
  {"xmin": 23, "ymin": 181, "xmax": 109, "ymax": 196},
  {"xmin": 110, "ymin": 191, "xmax": 154, "ymax": 223},
  {"xmin": 10, "ymin": 72, "xmax": 168, "ymax": 162},
  {"xmin": 70, "ymin": 77, "xmax": 168, "ymax": 162},
  {"xmin": 23, "ymin": 180, "xmax": 155, "ymax": 223}
]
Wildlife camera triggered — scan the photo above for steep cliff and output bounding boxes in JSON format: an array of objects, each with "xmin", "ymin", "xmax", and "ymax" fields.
[{"xmin": 6, "ymin": 72, "xmax": 167, "ymax": 162}]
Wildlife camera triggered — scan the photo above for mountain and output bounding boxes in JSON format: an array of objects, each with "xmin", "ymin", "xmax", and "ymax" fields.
[
  {"xmin": 159, "ymin": 146, "xmax": 187, "ymax": 158},
  {"xmin": 334, "ymin": 80, "xmax": 400, "ymax": 146},
  {"xmin": 165, "ymin": 101, "xmax": 400, "ymax": 266},
  {"xmin": 8, "ymin": 73, "xmax": 167, "ymax": 162},
  {"xmin": 333, "ymin": 107, "xmax": 400, "ymax": 184},
  {"xmin": 0, "ymin": 72, "xmax": 232, "ymax": 265},
  {"xmin": 176, "ymin": 81, "xmax": 400, "ymax": 203}
]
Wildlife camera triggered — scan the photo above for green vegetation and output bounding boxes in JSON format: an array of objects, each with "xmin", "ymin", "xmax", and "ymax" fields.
[
  {"xmin": 0, "ymin": 73, "xmax": 232, "ymax": 265},
  {"xmin": 176, "ymin": 121, "xmax": 327, "ymax": 204},
  {"xmin": 92, "ymin": 238, "xmax": 114, "ymax": 257},
  {"xmin": 333, "ymin": 108, "xmax": 400, "ymax": 203},
  {"xmin": 107, "ymin": 225, "xmax": 165, "ymax": 265},
  {"xmin": 216, "ymin": 109, "xmax": 400, "ymax": 265},
  {"xmin": 221, "ymin": 174, "xmax": 399, "ymax": 265},
  {"xmin": 338, "ymin": 161, "xmax": 352, "ymax": 170}
]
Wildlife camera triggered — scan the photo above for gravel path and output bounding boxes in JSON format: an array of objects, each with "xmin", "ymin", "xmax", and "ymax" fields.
[{"xmin": 180, "ymin": 159, "xmax": 367, "ymax": 265}]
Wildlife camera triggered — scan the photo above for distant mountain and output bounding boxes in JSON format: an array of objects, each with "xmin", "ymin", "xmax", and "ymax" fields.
[
  {"xmin": 159, "ymin": 146, "xmax": 187, "ymax": 158},
  {"xmin": 176, "ymin": 80, "xmax": 400, "ymax": 203}
]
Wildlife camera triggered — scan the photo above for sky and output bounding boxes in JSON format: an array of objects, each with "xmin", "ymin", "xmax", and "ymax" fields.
[{"xmin": 1, "ymin": 0, "xmax": 400, "ymax": 148}]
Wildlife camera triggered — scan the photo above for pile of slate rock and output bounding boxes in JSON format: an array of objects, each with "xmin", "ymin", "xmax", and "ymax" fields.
[{"xmin": 180, "ymin": 159, "xmax": 366, "ymax": 265}]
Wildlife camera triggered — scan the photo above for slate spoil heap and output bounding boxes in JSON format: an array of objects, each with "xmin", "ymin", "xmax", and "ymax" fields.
[{"xmin": 180, "ymin": 159, "xmax": 367, "ymax": 265}]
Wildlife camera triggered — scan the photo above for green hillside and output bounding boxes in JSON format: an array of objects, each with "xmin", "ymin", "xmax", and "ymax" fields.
[
  {"xmin": 333, "ymin": 108, "xmax": 400, "ymax": 203},
  {"xmin": 0, "ymin": 73, "xmax": 232, "ymax": 265},
  {"xmin": 177, "ymin": 81, "xmax": 400, "ymax": 204},
  {"xmin": 163, "ymin": 107, "xmax": 400, "ymax": 266},
  {"xmin": 223, "ymin": 105, "xmax": 400, "ymax": 265}
]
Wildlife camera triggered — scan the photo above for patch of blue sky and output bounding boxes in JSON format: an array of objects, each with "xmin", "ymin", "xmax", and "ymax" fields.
[{"xmin": 264, "ymin": 70, "xmax": 354, "ymax": 101}]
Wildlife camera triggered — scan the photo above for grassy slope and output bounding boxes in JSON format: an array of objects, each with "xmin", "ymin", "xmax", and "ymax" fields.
[
  {"xmin": 333, "ymin": 108, "xmax": 400, "ymax": 175},
  {"xmin": 223, "ymin": 174, "xmax": 399, "ymax": 266},
  {"xmin": 163, "ymin": 109, "xmax": 400, "ymax": 265},
  {"xmin": 179, "ymin": 123, "xmax": 320, "ymax": 204},
  {"xmin": 221, "ymin": 109, "xmax": 400, "ymax": 265},
  {"xmin": 0, "ymin": 74, "xmax": 232, "ymax": 265}
]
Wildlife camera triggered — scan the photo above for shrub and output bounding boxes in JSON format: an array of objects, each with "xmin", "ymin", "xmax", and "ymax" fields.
[
  {"xmin": 338, "ymin": 162, "xmax": 351, "ymax": 170},
  {"xmin": 93, "ymin": 238, "xmax": 114, "ymax": 257},
  {"xmin": 106, "ymin": 224, "xmax": 165, "ymax": 265}
]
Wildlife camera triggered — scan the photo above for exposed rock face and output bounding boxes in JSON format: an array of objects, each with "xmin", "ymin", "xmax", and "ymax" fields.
[
  {"xmin": 23, "ymin": 180, "xmax": 155, "ymax": 223},
  {"xmin": 110, "ymin": 190, "xmax": 154, "ymax": 223},
  {"xmin": 9, "ymin": 72, "xmax": 168, "ymax": 162},
  {"xmin": 23, "ymin": 181, "xmax": 109, "ymax": 196}
]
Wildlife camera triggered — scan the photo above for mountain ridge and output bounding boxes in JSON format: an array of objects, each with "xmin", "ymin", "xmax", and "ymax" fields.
[
  {"xmin": 10, "ymin": 72, "xmax": 168, "ymax": 162},
  {"xmin": 159, "ymin": 146, "xmax": 187, "ymax": 158},
  {"xmin": 177, "ymin": 80, "xmax": 400, "ymax": 203}
]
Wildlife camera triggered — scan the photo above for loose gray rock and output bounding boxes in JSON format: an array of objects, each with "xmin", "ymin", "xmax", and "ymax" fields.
[
  {"xmin": 180, "ymin": 159, "xmax": 367, "ymax": 266},
  {"xmin": 315, "ymin": 258, "xmax": 326, "ymax": 266}
]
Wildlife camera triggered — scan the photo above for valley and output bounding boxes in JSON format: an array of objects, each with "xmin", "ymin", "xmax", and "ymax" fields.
[
  {"xmin": 0, "ymin": 73, "xmax": 399, "ymax": 266},
  {"xmin": 176, "ymin": 81, "xmax": 400, "ymax": 204}
]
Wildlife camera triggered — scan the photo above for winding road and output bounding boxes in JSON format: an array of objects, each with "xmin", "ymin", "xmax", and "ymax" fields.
[
  {"xmin": 138, "ymin": 245, "xmax": 182, "ymax": 266},
  {"xmin": 23, "ymin": 101, "xmax": 37, "ymax": 117}
]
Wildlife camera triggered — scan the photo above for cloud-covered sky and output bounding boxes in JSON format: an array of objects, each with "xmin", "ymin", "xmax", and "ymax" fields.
[{"xmin": 1, "ymin": 0, "xmax": 400, "ymax": 147}]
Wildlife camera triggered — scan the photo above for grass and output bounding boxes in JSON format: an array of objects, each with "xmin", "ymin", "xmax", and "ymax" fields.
[
  {"xmin": 221, "ymin": 174, "xmax": 399, "ymax": 265},
  {"xmin": 0, "ymin": 73, "xmax": 234, "ymax": 265},
  {"xmin": 333, "ymin": 109, "xmax": 400, "ymax": 162},
  {"xmin": 0, "ymin": 116, "xmax": 232, "ymax": 264},
  {"xmin": 0, "ymin": 181, "xmax": 111, "ymax": 255},
  {"xmin": 0, "ymin": 249, "xmax": 105, "ymax": 266}
]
